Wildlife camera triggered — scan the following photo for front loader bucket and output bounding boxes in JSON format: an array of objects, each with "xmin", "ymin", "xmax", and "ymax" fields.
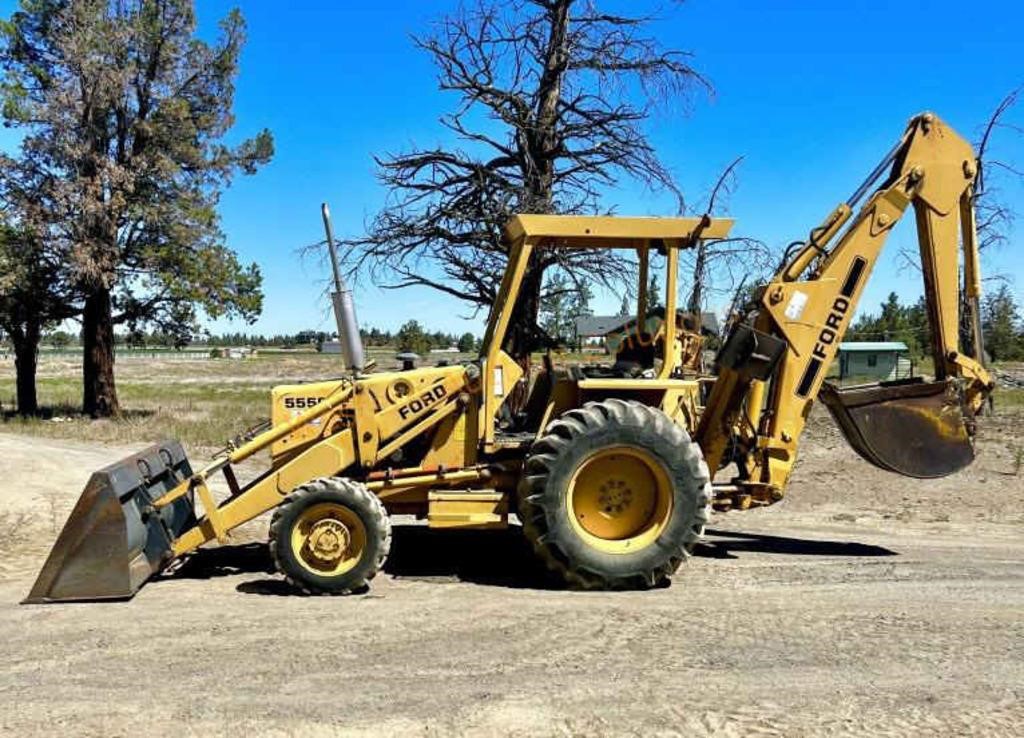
[
  {"xmin": 819, "ymin": 378, "xmax": 974, "ymax": 479},
  {"xmin": 23, "ymin": 441, "xmax": 197, "ymax": 604}
]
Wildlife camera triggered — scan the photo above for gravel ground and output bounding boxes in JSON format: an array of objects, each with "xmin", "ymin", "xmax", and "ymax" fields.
[{"xmin": 0, "ymin": 405, "xmax": 1021, "ymax": 737}]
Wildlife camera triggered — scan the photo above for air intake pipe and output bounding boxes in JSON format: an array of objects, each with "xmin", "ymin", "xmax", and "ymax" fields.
[{"xmin": 321, "ymin": 203, "xmax": 366, "ymax": 374}]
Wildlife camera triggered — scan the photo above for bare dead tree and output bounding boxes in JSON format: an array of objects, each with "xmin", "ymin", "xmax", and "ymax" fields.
[
  {"xmin": 338, "ymin": 0, "xmax": 710, "ymax": 357},
  {"xmin": 974, "ymin": 85, "xmax": 1023, "ymax": 252},
  {"xmin": 682, "ymin": 156, "xmax": 773, "ymax": 316}
]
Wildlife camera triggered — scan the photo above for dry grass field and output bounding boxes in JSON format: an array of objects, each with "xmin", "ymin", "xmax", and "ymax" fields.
[
  {"xmin": 0, "ymin": 352, "xmax": 1022, "ymax": 736},
  {"xmin": 0, "ymin": 350, "xmax": 381, "ymax": 452}
]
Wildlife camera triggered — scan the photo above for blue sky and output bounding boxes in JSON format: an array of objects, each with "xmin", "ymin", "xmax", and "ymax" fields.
[{"xmin": 3, "ymin": 0, "xmax": 1022, "ymax": 337}]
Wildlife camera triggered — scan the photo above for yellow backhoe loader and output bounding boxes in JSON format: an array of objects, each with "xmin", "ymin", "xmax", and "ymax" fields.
[{"xmin": 25, "ymin": 112, "xmax": 995, "ymax": 602}]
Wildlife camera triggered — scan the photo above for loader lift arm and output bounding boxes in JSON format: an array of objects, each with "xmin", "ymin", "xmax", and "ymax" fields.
[{"xmin": 697, "ymin": 112, "xmax": 995, "ymax": 501}]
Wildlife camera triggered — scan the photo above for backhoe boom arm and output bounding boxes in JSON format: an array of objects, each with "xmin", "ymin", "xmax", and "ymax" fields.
[{"xmin": 697, "ymin": 112, "xmax": 995, "ymax": 497}]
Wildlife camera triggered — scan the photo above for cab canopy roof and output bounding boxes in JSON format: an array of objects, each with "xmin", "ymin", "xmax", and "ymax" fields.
[{"xmin": 504, "ymin": 214, "xmax": 734, "ymax": 248}]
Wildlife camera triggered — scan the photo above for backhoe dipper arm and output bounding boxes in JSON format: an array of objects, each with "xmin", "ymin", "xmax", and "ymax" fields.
[{"xmin": 697, "ymin": 113, "xmax": 994, "ymax": 498}]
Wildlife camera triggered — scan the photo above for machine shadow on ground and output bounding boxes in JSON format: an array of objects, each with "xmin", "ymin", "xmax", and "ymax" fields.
[
  {"xmin": 157, "ymin": 523, "xmax": 896, "ymax": 596},
  {"xmin": 695, "ymin": 529, "xmax": 897, "ymax": 559}
]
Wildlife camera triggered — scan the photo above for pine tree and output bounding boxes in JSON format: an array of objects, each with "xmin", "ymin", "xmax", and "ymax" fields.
[
  {"xmin": 539, "ymin": 273, "xmax": 573, "ymax": 341},
  {"xmin": 982, "ymin": 285, "xmax": 1024, "ymax": 361},
  {"xmin": 397, "ymin": 320, "xmax": 430, "ymax": 355},
  {"xmin": 648, "ymin": 276, "xmax": 662, "ymax": 310},
  {"xmin": 0, "ymin": 225, "xmax": 76, "ymax": 414},
  {"xmin": 0, "ymin": 1, "xmax": 273, "ymax": 417}
]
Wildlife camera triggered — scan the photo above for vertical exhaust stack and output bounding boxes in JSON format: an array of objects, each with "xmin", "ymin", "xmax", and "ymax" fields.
[{"xmin": 321, "ymin": 203, "xmax": 365, "ymax": 374}]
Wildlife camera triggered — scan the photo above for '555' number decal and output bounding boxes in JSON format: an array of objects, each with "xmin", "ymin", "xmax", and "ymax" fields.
[{"xmin": 283, "ymin": 396, "xmax": 323, "ymax": 410}]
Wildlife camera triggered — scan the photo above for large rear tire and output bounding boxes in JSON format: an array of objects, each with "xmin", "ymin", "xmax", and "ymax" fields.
[
  {"xmin": 518, "ymin": 399, "xmax": 711, "ymax": 589},
  {"xmin": 270, "ymin": 478, "xmax": 391, "ymax": 595}
]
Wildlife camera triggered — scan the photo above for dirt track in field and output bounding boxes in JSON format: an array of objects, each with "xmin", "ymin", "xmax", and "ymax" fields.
[{"xmin": 1, "ymin": 408, "xmax": 1022, "ymax": 737}]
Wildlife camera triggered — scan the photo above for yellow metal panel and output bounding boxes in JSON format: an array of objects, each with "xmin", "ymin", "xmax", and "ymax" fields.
[
  {"xmin": 422, "ymin": 395, "xmax": 479, "ymax": 469},
  {"xmin": 536, "ymin": 376, "xmax": 579, "ymax": 438},
  {"xmin": 193, "ymin": 481, "xmax": 226, "ymax": 543},
  {"xmin": 482, "ymin": 239, "xmax": 532, "ymax": 447},
  {"xmin": 960, "ymin": 188, "xmax": 982, "ymax": 299},
  {"xmin": 505, "ymin": 214, "xmax": 734, "ymax": 243},
  {"xmin": 351, "ymin": 383, "xmax": 380, "ymax": 464},
  {"xmin": 277, "ymin": 429, "xmax": 358, "ymax": 491},
  {"xmin": 659, "ymin": 245, "xmax": 679, "ymax": 379},
  {"xmin": 427, "ymin": 490, "xmax": 508, "ymax": 529},
  {"xmin": 481, "ymin": 238, "xmax": 531, "ymax": 358},
  {"xmin": 577, "ymin": 378, "xmax": 698, "ymax": 391},
  {"xmin": 483, "ymin": 349, "xmax": 526, "ymax": 448},
  {"xmin": 660, "ymin": 384, "xmax": 701, "ymax": 434},
  {"xmin": 902, "ymin": 114, "xmax": 975, "ymax": 216},
  {"xmin": 378, "ymin": 399, "xmax": 460, "ymax": 461},
  {"xmin": 637, "ymin": 246, "xmax": 649, "ymax": 321},
  {"xmin": 372, "ymin": 366, "xmax": 468, "ymax": 442},
  {"xmin": 270, "ymin": 380, "xmax": 347, "ymax": 457}
]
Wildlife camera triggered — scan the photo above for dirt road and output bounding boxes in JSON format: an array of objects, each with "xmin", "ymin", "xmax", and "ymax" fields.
[{"xmin": 1, "ymin": 415, "xmax": 1022, "ymax": 736}]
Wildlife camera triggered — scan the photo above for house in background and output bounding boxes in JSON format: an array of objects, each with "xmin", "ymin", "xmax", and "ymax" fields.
[
  {"xmin": 600, "ymin": 308, "xmax": 719, "ymax": 354},
  {"xmin": 837, "ymin": 341, "xmax": 912, "ymax": 381},
  {"xmin": 574, "ymin": 315, "xmax": 628, "ymax": 352},
  {"xmin": 574, "ymin": 309, "xmax": 720, "ymax": 354}
]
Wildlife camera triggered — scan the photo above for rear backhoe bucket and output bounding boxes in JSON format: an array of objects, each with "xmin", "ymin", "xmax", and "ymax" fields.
[
  {"xmin": 819, "ymin": 378, "xmax": 974, "ymax": 479},
  {"xmin": 23, "ymin": 441, "xmax": 196, "ymax": 604}
]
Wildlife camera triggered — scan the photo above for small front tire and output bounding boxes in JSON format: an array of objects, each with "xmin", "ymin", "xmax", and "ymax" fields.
[{"xmin": 269, "ymin": 478, "xmax": 391, "ymax": 595}]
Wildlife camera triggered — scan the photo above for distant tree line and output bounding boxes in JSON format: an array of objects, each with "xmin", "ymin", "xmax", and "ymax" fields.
[
  {"xmin": 16, "ymin": 325, "xmax": 481, "ymax": 354},
  {"xmin": 848, "ymin": 286, "xmax": 1024, "ymax": 362},
  {"xmin": 846, "ymin": 293, "xmax": 934, "ymax": 358},
  {"xmin": 382, "ymin": 322, "xmax": 478, "ymax": 355}
]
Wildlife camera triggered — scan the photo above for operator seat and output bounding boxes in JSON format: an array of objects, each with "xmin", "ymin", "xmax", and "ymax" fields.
[{"xmin": 610, "ymin": 331, "xmax": 656, "ymax": 377}]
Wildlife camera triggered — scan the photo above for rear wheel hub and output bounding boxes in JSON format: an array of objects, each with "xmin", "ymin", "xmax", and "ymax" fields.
[{"xmin": 568, "ymin": 446, "xmax": 673, "ymax": 552}]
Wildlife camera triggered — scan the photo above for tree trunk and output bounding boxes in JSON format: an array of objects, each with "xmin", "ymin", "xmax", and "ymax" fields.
[
  {"xmin": 497, "ymin": 0, "xmax": 570, "ymax": 409},
  {"xmin": 505, "ymin": 255, "xmax": 546, "ymax": 358},
  {"xmin": 688, "ymin": 241, "xmax": 707, "ymax": 315},
  {"xmin": 504, "ymin": 259, "xmax": 546, "ymax": 413},
  {"xmin": 82, "ymin": 287, "xmax": 121, "ymax": 418},
  {"xmin": 11, "ymin": 323, "xmax": 41, "ymax": 416}
]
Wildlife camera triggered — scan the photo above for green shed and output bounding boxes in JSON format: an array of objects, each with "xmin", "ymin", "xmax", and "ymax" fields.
[{"xmin": 837, "ymin": 341, "xmax": 911, "ymax": 381}]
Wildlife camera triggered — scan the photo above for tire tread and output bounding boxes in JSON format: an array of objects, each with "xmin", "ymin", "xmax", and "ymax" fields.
[{"xmin": 518, "ymin": 399, "xmax": 711, "ymax": 590}]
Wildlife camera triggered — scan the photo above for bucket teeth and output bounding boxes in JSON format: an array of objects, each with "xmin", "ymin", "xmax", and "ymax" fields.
[
  {"xmin": 23, "ymin": 441, "xmax": 197, "ymax": 604},
  {"xmin": 819, "ymin": 379, "xmax": 974, "ymax": 479}
]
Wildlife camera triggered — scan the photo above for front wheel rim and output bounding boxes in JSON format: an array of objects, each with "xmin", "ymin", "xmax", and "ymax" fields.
[{"xmin": 290, "ymin": 502, "xmax": 367, "ymax": 576}]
